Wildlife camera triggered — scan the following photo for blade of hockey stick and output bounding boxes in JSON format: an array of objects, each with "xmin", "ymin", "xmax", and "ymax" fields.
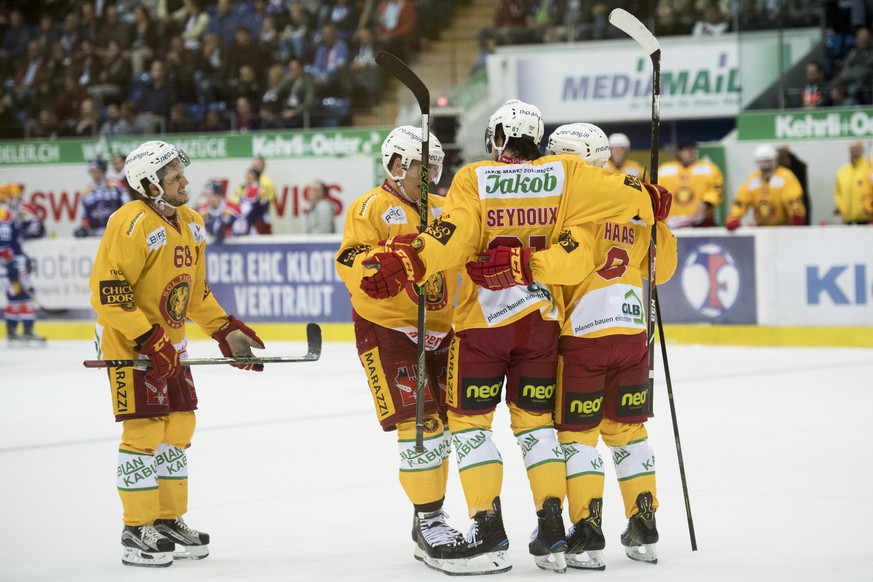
[
  {"xmin": 83, "ymin": 323, "xmax": 322, "ymax": 368},
  {"xmin": 608, "ymin": 8, "xmax": 660, "ymax": 55},
  {"xmin": 375, "ymin": 51, "xmax": 430, "ymax": 453}
]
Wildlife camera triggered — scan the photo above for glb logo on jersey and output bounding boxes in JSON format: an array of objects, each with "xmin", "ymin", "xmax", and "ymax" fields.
[{"xmin": 680, "ymin": 242, "xmax": 741, "ymax": 318}]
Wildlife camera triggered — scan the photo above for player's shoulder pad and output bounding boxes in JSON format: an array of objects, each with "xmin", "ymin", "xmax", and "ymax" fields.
[{"xmin": 113, "ymin": 200, "xmax": 151, "ymax": 238}]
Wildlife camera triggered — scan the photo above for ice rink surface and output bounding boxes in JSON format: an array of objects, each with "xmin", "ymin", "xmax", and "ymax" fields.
[{"xmin": 1, "ymin": 338, "xmax": 871, "ymax": 581}]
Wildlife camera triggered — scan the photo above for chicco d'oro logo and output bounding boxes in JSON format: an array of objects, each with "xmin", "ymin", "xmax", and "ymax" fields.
[
  {"xmin": 160, "ymin": 274, "xmax": 192, "ymax": 329},
  {"xmin": 422, "ymin": 220, "xmax": 456, "ymax": 245}
]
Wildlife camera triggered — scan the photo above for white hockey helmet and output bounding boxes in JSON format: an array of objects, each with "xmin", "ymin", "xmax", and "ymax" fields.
[
  {"xmin": 608, "ymin": 133, "xmax": 631, "ymax": 149},
  {"xmin": 381, "ymin": 125, "xmax": 445, "ymax": 186},
  {"xmin": 125, "ymin": 140, "xmax": 190, "ymax": 199},
  {"xmin": 754, "ymin": 144, "xmax": 777, "ymax": 162},
  {"xmin": 547, "ymin": 123, "xmax": 611, "ymax": 167},
  {"xmin": 485, "ymin": 99, "xmax": 544, "ymax": 155}
]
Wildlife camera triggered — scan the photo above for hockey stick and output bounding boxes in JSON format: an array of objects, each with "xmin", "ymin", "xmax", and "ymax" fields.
[
  {"xmin": 608, "ymin": 8, "xmax": 660, "ymax": 419},
  {"xmin": 655, "ymin": 288, "xmax": 697, "ymax": 551},
  {"xmin": 610, "ymin": 9, "xmax": 698, "ymax": 552},
  {"xmin": 375, "ymin": 51, "xmax": 430, "ymax": 453},
  {"xmin": 83, "ymin": 322, "xmax": 322, "ymax": 368}
]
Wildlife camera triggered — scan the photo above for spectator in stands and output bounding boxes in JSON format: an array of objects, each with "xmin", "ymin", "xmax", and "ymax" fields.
[
  {"xmin": 229, "ymin": 64, "xmax": 263, "ymax": 110},
  {"xmin": 99, "ymin": 101, "xmax": 136, "ymax": 136},
  {"xmin": 0, "ymin": 9, "xmax": 31, "ymax": 78},
  {"xmin": 171, "ymin": 0, "xmax": 210, "ymax": 52},
  {"xmin": 55, "ymin": 74, "xmax": 88, "ymax": 128},
  {"xmin": 281, "ymin": 57, "xmax": 315, "ymax": 128},
  {"xmin": 195, "ymin": 32, "xmax": 227, "ymax": 105},
  {"xmin": 129, "ymin": 4, "xmax": 160, "ymax": 76},
  {"xmin": 234, "ymin": 96, "xmax": 260, "ymax": 132},
  {"xmin": 726, "ymin": 144, "xmax": 806, "ymax": 231},
  {"xmin": 833, "ymin": 140, "xmax": 873, "ymax": 224},
  {"xmin": 349, "ymin": 27, "xmax": 380, "ymax": 107},
  {"xmin": 735, "ymin": 0, "xmax": 773, "ymax": 31},
  {"xmin": 492, "ymin": 0, "xmax": 532, "ymax": 45},
  {"xmin": 165, "ymin": 35, "xmax": 199, "ymax": 102},
  {"xmin": 34, "ymin": 14, "xmax": 62, "ymax": 57},
  {"xmin": 207, "ymin": 0, "xmax": 244, "ymax": 45},
  {"xmin": 259, "ymin": 15, "xmax": 281, "ymax": 53},
  {"xmin": 279, "ymin": 3, "xmax": 314, "ymax": 61},
  {"xmin": 64, "ymin": 96, "xmax": 101, "ymax": 137},
  {"xmin": 168, "ymin": 101, "xmax": 198, "ymax": 133},
  {"xmin": 75, "ymin": 38, "xmax": 103, "ymax": 93},
  {"xmin": 311, "ymin": 24, "xmax": 350, "ymax": 97},
  {"xmin": 225, "ymin": 26, "xmax": 267, "ymax": 92},
  {"xmin": 835, "ymin": 27, "xmax": 873, "ymax": 104},
  {"xmin": 260, "ymin": 63, "xmax": 290, "ymax": 129},
  {"xmin": 79, "ymin": 2, "xmax": 100, "ymax": 44},
  {"xmin": 59, "ymin": 13, "xmax": 84, "ymax": 59},
  {"xmin": 12, "ymin": 41, "xmax": 46, "ymax": 109},
  {"xmin": 43, "ymin": 42, "xmax": 71, "ymax": 96},
  {"xmin": 692, "ymin": 1, "xmax": 730, "ymax": 36},
  {"xmin": 304, "ymin": 180, "xmax": 336, "ymax": 233},
  {"xmin": 28, "ymin": 107, "xmax": 61, "ymax": 139},
  {"xmin": 89, "ymin": 39, "xmax": 132, "ymax": 106},
  {"xmin": 776, "ymin": 144, "xmax": 811, "ymax": 224},
  {"xmin": 377, "ymin": 0, "xmax": 417, "ymax": 62},
  {"xmin": 654, "ymin": 2, "xmax": 690, "ymax": 36},
  {"xmin": 318, "ymin": 0, "xmax": 361, "ymax": 42},
  {"xmin": 136, "ymin": 59, "xmax": 177, "ymax": 133},
  {"xmin": 469, "ymin": 33, "xmax": 496, "ymax": 76},
  {"xmin": 202, "ymin": 107, "xmax": 231, "ymax": 132},
  {"xmin": 97, "ymin": 4, "xmax": 132, "ymax": 49},
  {"xmin": 199, "ymin": 180, "xmax": 240, "ymax": 244},
  {"xmin": 795, "ymin": 61, "xmax": 831, "ymax": 108},
  {"xmin": 828, "ymin": 81, "xmax": 859, "ymax": 106}
]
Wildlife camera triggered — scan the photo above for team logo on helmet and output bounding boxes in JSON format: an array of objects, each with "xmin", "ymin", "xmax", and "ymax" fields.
[{"xmin": 161, "ymin": 274, "xmax": 192, "ymax": 329}]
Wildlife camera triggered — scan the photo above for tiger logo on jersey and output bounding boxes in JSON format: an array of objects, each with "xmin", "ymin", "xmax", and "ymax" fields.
[
  {"xmin": 161, "ymin": 274, "xmax": 192, "ymax": 329},
  {"xmin": 675, "ymin": 186, "xmax": 694, "ymax": 204},
  {"xmin": 405, "ymin": 272, "xmax": 448, "ymax": 310}
]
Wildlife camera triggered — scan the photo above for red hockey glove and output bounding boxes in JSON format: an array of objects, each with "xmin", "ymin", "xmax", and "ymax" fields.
[
  {"xmin": 788, "ymin": 214, "xmax": 805, "ymax": 226},
  {"xmin": 725, "ymin": 216, "xmax": 741, "ymax": 231},
  {"xmin": 211, "ymin": 316, "xmax": 266, "ymax": 371},
  {"xmin": 136, "ymin": 325, "xmax": 179, "ymax": 378},
  {"xmin": 360, "ymin": 250, "xmax": 425, "ymax": 299},
  {"xmin": 643, "ymin": 183, "xmax": 672, "ymax": 222},
  {"xmin": 381, "ymin": 232, "xmax": 421, "ymax": 253},
  {"xmin": 466, "ymin": 246, "xmax": 533, "ymax": 290}
]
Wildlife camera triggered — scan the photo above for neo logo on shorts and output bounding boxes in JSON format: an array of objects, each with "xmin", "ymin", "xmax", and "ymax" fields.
[
  {"xmin": 564, "ymin": 391, "xmax": 604, "ymax": 426},
  {"xmin": 681, "ymin": 242, "xmax": 741, "ymax": 318},
  {"xmin": 461, "ymin": 377, "xmax": 503, "ymax": 410}
]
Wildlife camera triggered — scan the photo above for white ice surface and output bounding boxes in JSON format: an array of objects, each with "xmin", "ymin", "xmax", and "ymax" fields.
[{"xmin": 1, "ymin": 340, "xmax": 871, "ymax": 581}]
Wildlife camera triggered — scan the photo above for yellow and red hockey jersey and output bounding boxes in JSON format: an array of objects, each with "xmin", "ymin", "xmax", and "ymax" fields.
[
  {"xmin": 558, "ymin": 221, "xmax": 677, "ymax": 338},
  {"xmin": 414, "ymin": 155, "xmax": 655, "ymax": 332},
  {"xmin": 728, "ymin": 166, "xmax": 806, "ymax": 226},
  {"xmin": 658, "ymin": 159, "xmax": 723, "ymax": 224},
  {"xmin": 336, "ymin": 182, "xmax": 457, "ymax": 349},
  {"xmin": 604, "ymin": 158, "xmax": 646, "ymax": 179},
  {"xmin": 89, "ymin": 201, "xmax": 229, "ymax": 359}
]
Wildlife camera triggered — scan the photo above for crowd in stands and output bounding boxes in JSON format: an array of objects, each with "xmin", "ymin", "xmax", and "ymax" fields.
[{"xmin": 0, "ymin": 0, "xmax": 452, "ymax": 139}]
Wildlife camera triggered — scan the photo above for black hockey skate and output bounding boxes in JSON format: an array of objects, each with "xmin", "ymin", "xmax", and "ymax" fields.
[
  {"xmin": 528, "ymin": 497, "xmax": 568, "ymax": 572},
  {"xmin": 566, "ymin": 497, "xmax": 606, "ymax": 570},
  {"xmin": 621, "ymin": 492, "xmax": 658, "ymax": 564},
  {"xmin": 154, "ymin": 517, "xmax": 210, "ymax": 560},
  {"xmin": 121, "ymin": 524, "xmax": 174, "ymax": 568},
  {"xmin": 440, "ymin": 497, "xmax": 512, "ymax": 576},
  {"xmin": 413, "ymin": 509, "xmax": 466, "ymax": 572}
]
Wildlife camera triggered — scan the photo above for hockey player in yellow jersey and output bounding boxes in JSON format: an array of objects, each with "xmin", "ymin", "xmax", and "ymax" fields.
[
  {"xmin": 604, "ymin": 133, "xmax": 646, "ymax": 179},
  {"xmin": 726, "ymin": 144, "xmax": 806, "ymax": 231},
  {"xmin": 658, "ymin": 140, "xmax": 724, "ymax": 228},
  {"xmin": 89, "ymin": 141, "xmax": 266, "ymax": 568},
  {"xmin": 359, "ymin": 100, "xmax": 668, "ymax": 575},
  {"xmin": 833, "ymin": 141, "xmax": 873, "ymax": 224},
  {"xmin": 335, "ymin": 127, "xmax": 467, "ymax": 574},
  {"xmin": 536, "ymin": 124, "xmax": 678, "ymax": 569}
]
